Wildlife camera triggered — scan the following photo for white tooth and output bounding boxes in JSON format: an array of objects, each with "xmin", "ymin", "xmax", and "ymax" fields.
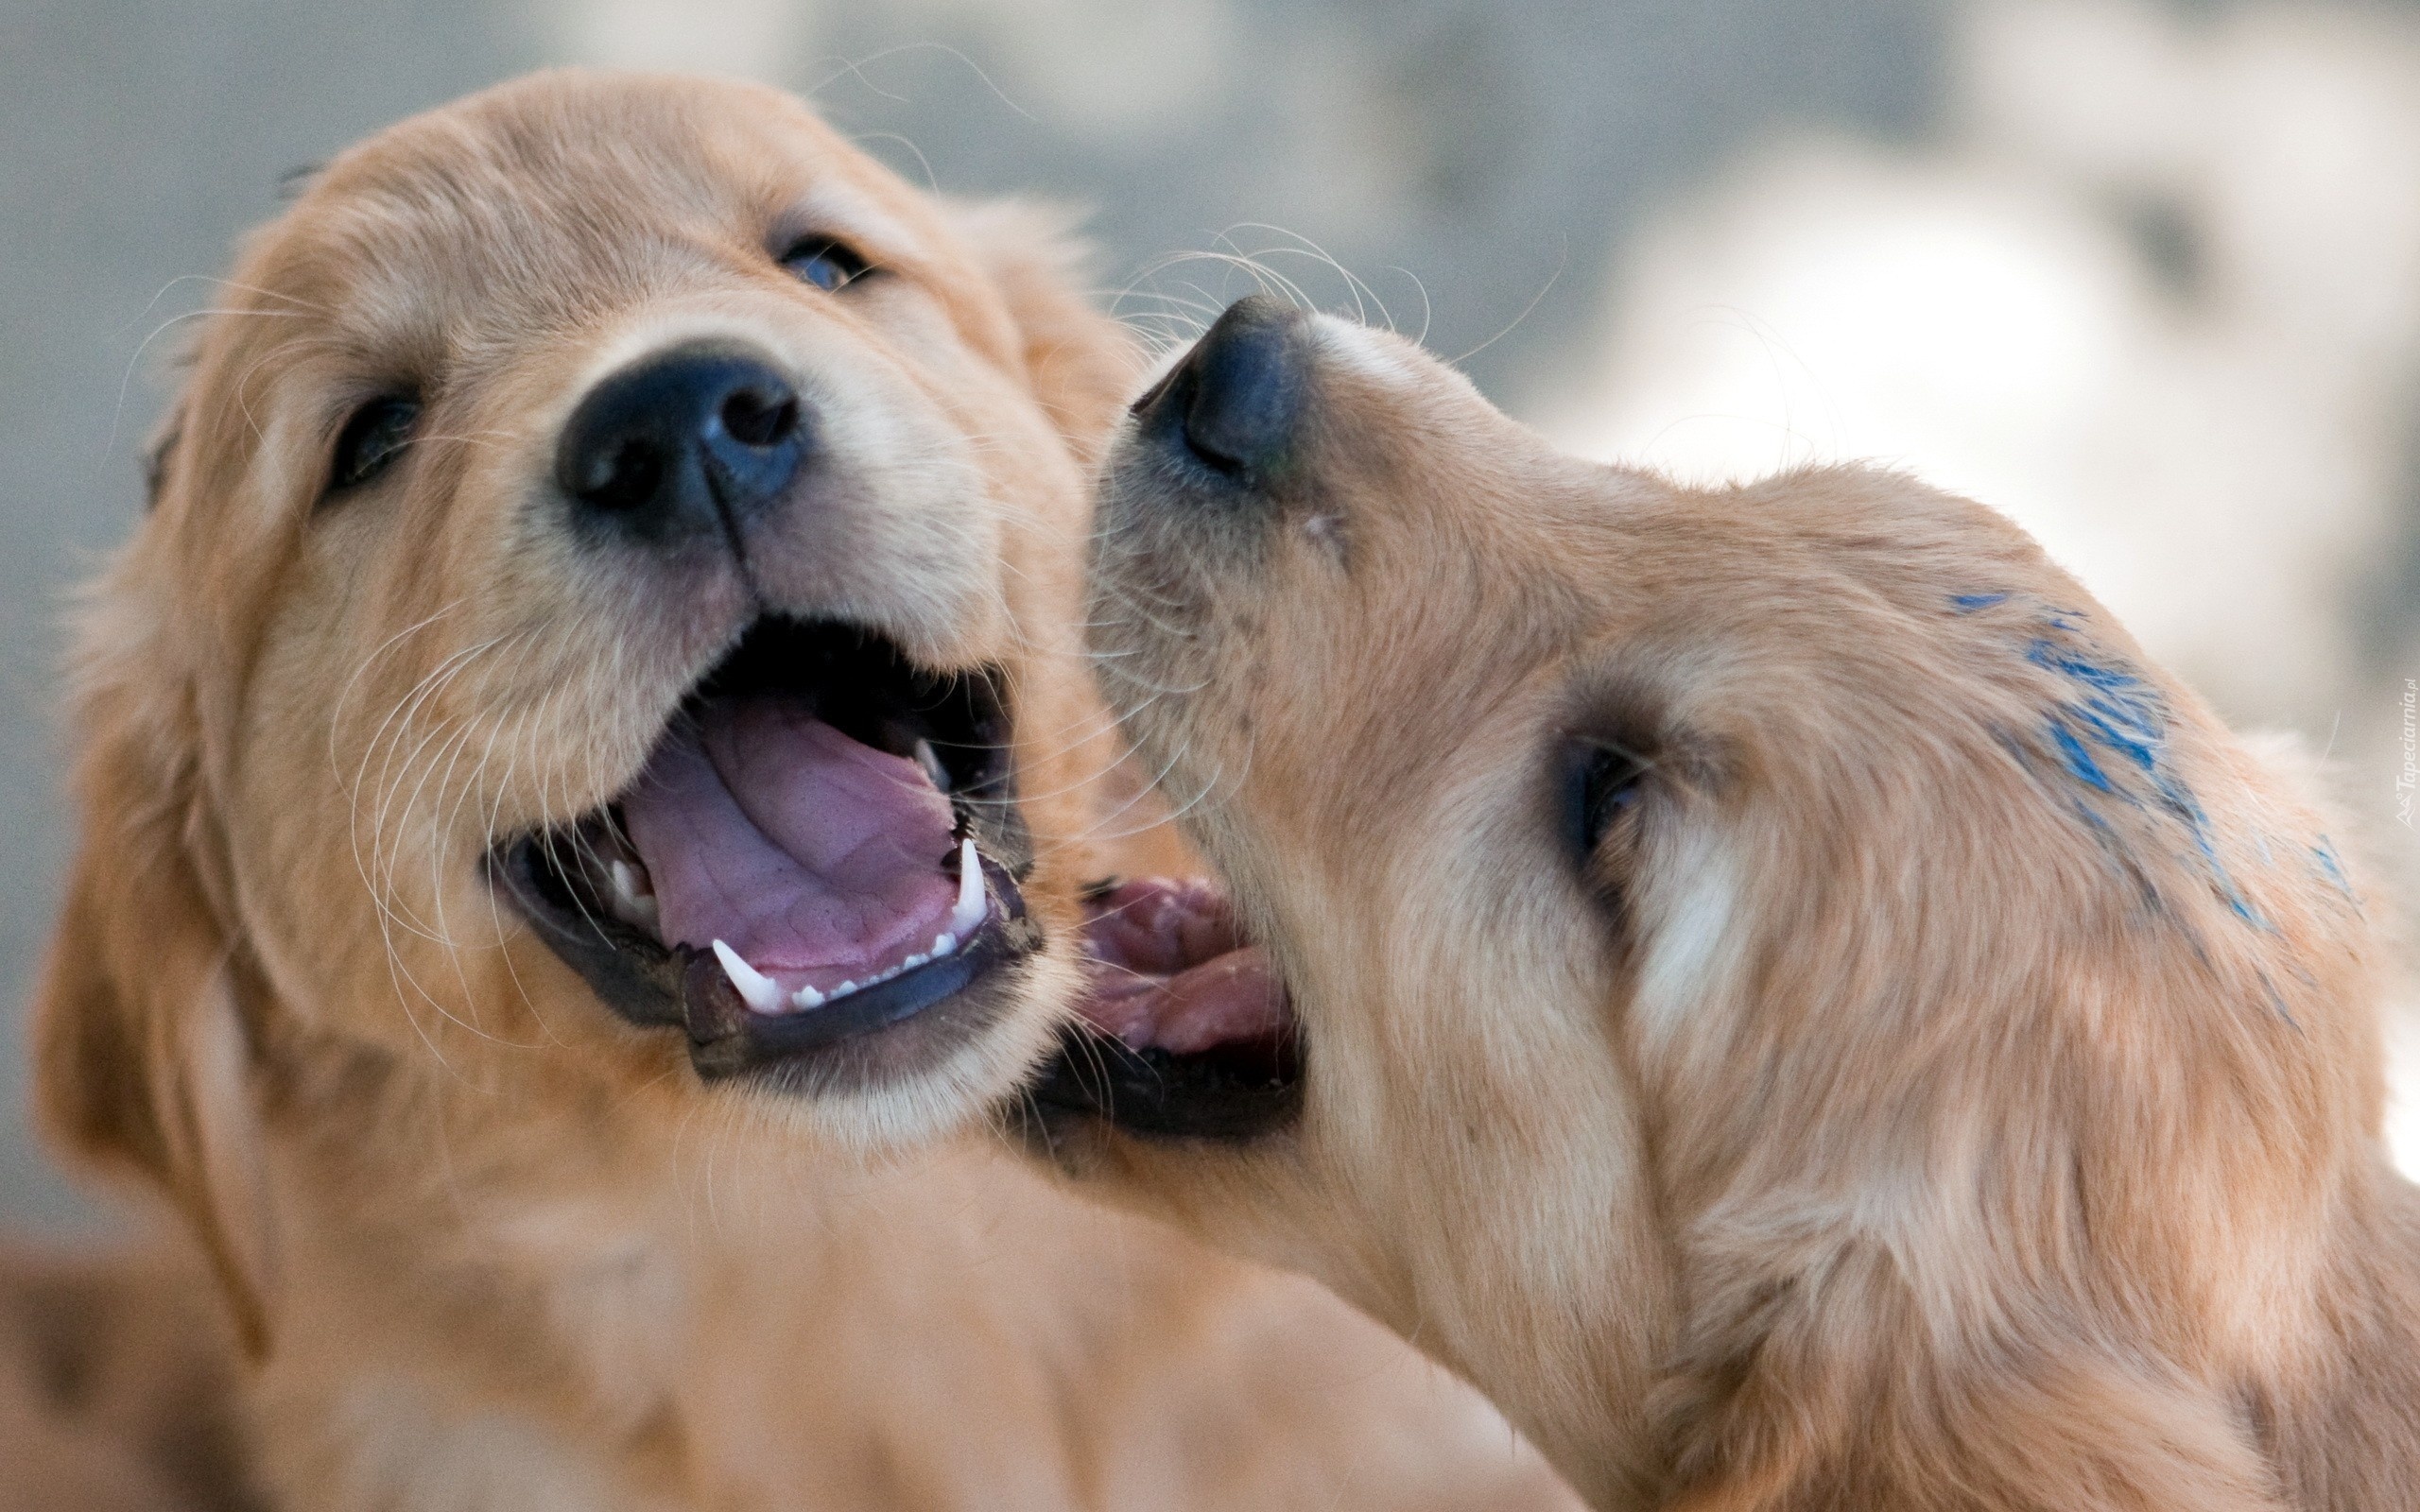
[
  {"xmin": 912, "ymin": 739, "xmax": 952, "ymax": 793},
  {"xmin": 904, "ymin": 952, "xmax": 927, "ymax": 970},
  {"xmin": 605, "ymin": 859, "xmax": 659, "ymax": 930},
  {"xmin": 947, "ymin": 836, "xmax": 986, "ymax": 937},
  {"xmin": 931, "ymin": 932, "xmax": 957, "ymax": 958},
  {"xmin": 836, "ymin": 979, "xmax": 857, "ymax": 996},
  {"xmin": 711, "ymin": 940, "xmax": 786, "ymax": 1014},
  {"xmin": 792, "ymin": 983, "xmax": 826, "ymax": 1009}
]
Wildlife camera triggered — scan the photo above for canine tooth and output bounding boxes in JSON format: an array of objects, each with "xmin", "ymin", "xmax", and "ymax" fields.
[
  {"xmin": 792, "ymin": 983, "xmax": 826, "ymax": 1009},
  {"xmin": 947, "ymin": 836, "xmax": 986, "ymax": 937},
  {"xmin": 931, "ymin": 932, "xmax": 957, "ymax": 958},
  {"xmin": 607, "ymin": 860, "xmax": 659, "ymax": 930},
  {"xmin": 711, "ymin": 940, "xmax": 786, "ymax": 1014},
  {"xmin": 912, "ymin": 739, "xmax": 952, "ymax": 793}
]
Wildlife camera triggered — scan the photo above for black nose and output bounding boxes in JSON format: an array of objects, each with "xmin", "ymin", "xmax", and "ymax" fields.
[
  {"xmin": 556, "ymin": 345, "xmax": 810, "ymax": 542},
  {"xmin": 1141, "ymin": 295, "xmax": 1309, "ymax": 480}
]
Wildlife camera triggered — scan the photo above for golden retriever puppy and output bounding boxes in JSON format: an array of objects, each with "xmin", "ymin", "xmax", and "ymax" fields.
[
  {"xmin": 1025, "ymin": 296, "xmax": 2420, "ymax": 1509},
  {"xmin": 35, "ymin": 79, "xmax": 1576, "ymax": 1511}
]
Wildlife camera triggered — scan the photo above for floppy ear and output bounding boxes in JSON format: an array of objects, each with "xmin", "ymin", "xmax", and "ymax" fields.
[
  {"xmin": 945, "ymin": 198, "xmax": 1145, "ymax": 469},
  {"xmin": 34, "ymin": 563, "xmax": 276, "ymax": 1359}
]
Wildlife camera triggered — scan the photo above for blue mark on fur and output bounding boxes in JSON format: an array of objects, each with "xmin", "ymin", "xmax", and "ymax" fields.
[
  {"xmin": 2145, "ymin": 754, "xmax": 2263, "ymax": 927},
  {"xmin": 2046, "ymin": 720, "xmax": 2112, "ymax": 791},
  {"xmin": 2027, "ymin": 641, "xmax": 2162, "ymax": 773},
  {"xmin": 2186, "ymin": 806, "xmax": 2262, "ymax": 925},
  {"xmin": 2063, "ymin": 791, "xmax": 2163, "ymax": 914},
  {"xmin": 1951, "ymin": 592, "xmax": 2011, "ymax": 612},
  {"xmin": 2311, "ymin": 836, "xmax": 2354, "ymax": 901},
  {"xmin": 2003, "ymin": 604, "xmax": 2271, "ymax": 931},
  {"xmin": 2255, "ymin": 969, "xmax": 2301, "ymax": 1032}
]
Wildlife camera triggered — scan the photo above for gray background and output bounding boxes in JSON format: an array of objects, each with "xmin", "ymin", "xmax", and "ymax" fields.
[{"xmin": 5, "ymin": 0, "xmax": 2416, "ymax": 1228}]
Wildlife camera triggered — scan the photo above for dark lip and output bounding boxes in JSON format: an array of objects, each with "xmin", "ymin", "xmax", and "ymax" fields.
[
  {"xmin": 493, "ymin": 836, "xmax": 1042, "ymax": 1085},
  {"xmin": 1017, "ymin": 1022, "xmax": 1304, "ymax": 1143},
  {"xmin": 1015, "ymin": 874, "xmax": 1304, "ymax": 1143},
  {"xmin": 487, "ymin": 615, "xmax": 1046, "ymax": 1091}
]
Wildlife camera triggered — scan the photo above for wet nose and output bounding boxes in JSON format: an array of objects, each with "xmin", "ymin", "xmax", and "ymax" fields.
[
  {"xmin": 1140, "ymin": 296, "xmax": 1309, "ymax": 481},
  {"xmin": 557, "ymin": 345, "xmax": 810, "ymax": 542}
]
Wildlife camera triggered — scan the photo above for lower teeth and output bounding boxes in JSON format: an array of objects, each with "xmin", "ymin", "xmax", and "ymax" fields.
[
  {"xmin": 672, "ymin": 841, "xmax": 997, "ymax": 1016},
  {"xmin": 709, "ymin": 912, "xmax": 983, "ymax": 1015}
]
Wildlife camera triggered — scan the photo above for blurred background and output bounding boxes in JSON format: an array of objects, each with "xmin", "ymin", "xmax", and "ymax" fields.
[{"xmin": 2, "ymin": 0, "xmax": 2416, "ymax": 1228}]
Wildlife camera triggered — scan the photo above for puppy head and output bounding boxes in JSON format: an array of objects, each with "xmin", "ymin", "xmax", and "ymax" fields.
[
  {"xmin": 38, "ymin": 72, "xmax": 1142, "ymax": 1341},
  {"xmin": 1027, "ymin": 298, "xmax": 2379, "ymax": 1424}
]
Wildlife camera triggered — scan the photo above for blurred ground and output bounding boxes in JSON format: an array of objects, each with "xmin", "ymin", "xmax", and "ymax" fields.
[{"xmin": 2, "ymin": 0, "xmax": 2414, "ymax": 1226}]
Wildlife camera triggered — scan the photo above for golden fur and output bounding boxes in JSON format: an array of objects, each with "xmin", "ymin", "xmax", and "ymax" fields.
[
  {"xmin": 0, "ymin": 1240, "xmax": 257, "ymax": 1511},
  {"xmin": 1047, "ymin": 307, "xmax": 2420, "ymax": 1509},
  {"xmin": 33, "ymin": 77, "xmax": 1572, "ymax": 1510}
]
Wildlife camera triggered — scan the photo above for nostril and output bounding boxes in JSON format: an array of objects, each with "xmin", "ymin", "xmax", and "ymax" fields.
[
  {"xmin": 574, "ymin": 438, "xmax": 666, "ymax": 513},
  {"xmin": 1183, "ymin": 395, "xmax": 1259, "ymax": 476},
  {"xmin": 556, "ymin": 345, "xmax": 811, "ymax": 541},
  {"xmin": 1170, "ymin": 296, "xmax": 1307, "ymax": 480},
  {"xmin": 719, "ymin": 387, "xmax": 799, "ymax": 450}
]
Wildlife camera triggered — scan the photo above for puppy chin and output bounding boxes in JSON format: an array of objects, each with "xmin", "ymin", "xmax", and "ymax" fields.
[{"xmin": 745, "ymin": 945, "xmax": 1081, "ymax": 1153}]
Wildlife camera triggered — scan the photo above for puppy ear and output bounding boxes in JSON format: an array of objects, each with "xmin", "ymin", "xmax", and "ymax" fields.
[
  {"xmin": 946, "ymin": 198, "xmax": 1144, "ymax": 468},
  {"xmin": 34, "ymin": 577, "xmax": 275, "ymax": 1359}
]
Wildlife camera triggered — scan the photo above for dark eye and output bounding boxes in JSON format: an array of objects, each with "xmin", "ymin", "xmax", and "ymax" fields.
[
  {"xmin": 1565, "ymin": 742, "xmax": 1647, "ymax": 859},
  {"xmin": 780, "ymin": 235, "xmax": 873, "ymax": 291},
  {"xmin": 327, "ymin": 396, "xmax": 420, "ymax": 497}
]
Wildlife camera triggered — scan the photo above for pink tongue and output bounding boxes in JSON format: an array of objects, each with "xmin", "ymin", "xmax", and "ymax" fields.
[
  {"xmin": 1077, "ymin": 879, "xmax": 1288, "ymax": 1054},
  {"xmin": 619, "ymin": 697, "xmax": 958, "ymax": 989}
]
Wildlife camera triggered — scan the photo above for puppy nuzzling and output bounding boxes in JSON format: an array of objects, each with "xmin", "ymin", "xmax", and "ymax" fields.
[
  {"xmin": 1026, "ymin": 296, "xmax": 2420, "ymax": 1511},
  {"xmin": 37, "ymin": 82, "xmax": 1575, "ymax": 1511}
]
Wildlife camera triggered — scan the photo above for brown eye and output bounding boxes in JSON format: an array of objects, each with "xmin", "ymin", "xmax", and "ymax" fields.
[
  {"xmin": 327, "ymin": 396, "xmax": 420, "ymax": 498},
  {"xmin": 780, "ymin": 235, "xmax": 873, "ymax": 291}
]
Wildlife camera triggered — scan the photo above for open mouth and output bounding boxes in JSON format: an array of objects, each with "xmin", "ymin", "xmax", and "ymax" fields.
[
  {"xmin": 493, "ymin": 616, "xmax": 1042, "ymax": 1088},
  {"xmin": 1024, "ymin": 877, "xmax": 1303, "ymax": 1141}
]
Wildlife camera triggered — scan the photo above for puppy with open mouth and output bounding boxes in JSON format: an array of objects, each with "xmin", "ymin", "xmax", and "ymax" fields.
[
  {"xmin": 1027, "ymin": 297, "xmax": 2420, "ymax": 1510},
  {"xmin": 35, "ymin": 80, "xmax": 1576, "ymax": 1511}
]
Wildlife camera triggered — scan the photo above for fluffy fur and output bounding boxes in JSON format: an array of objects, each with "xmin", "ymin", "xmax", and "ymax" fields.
[
  {"xmin": 0, "ymin": 1240, "xmax": 257, "ymax": 1511},
  {"xmin": 33, "ymin": 77, "xmax": 1571, "ymax": 1510},
  {"xmin": 1048, "ymin": 309, "xmax": 2420, "ymax": 1509}
]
